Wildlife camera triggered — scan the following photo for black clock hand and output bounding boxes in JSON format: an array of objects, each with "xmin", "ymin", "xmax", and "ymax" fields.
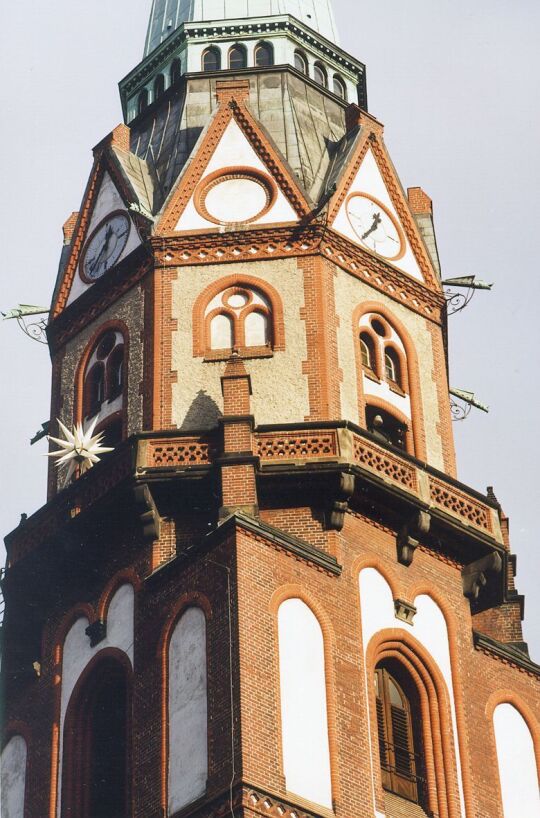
[{"xmin": 361, "ymin": 212, "xmax": 382, "ymax": 241}]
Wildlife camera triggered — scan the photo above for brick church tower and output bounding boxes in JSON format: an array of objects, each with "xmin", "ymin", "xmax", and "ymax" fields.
[{"xmin": 2, "ymin": 2, "xmax": 539, "ymax": 818}]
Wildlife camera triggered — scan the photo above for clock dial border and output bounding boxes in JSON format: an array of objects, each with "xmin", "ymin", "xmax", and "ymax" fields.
[
  {"xmin": 345, "ymin": 192, "xmax": 406, "ymax": 262},
  {"xmin": 80, "ymin": 210, "xmax": 132, "ymax": 284}
]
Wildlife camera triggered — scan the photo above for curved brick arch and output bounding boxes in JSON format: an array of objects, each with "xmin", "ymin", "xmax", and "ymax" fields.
[
  {"xmin": 366, "ymin": 629, "xmax": 462, "ymax": 818},
  {"xmin": 73, "ymin": 319, "xmax": 130, "ymax": 431},
  {"xmin": 486, "ymin": 690, "xmax": 540, "ymax": 783},
  {"xmin": 352, "ymin": 300, "xmax": 427, "ymax": 460},
  {"xmin": 97, "ymin": 570, "xmax": 142, "ymax": 622},
  {"xmin": 192, "ymin": 273, "xmax": 285, "ymax": 356},
  {"xmin": 269, "ymin": 584, "xmax": 340, "ymax": 803}
]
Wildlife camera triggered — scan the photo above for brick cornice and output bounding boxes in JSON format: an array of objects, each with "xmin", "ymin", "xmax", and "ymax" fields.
[{"xmin": 473, "ymin": 631, "xmax": 540, "ymax": 678}]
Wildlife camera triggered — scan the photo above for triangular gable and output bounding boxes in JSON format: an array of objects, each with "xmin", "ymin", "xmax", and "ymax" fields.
[
  {"xmin": 52, "ymin": 130, "xmax": 154, "ymax": 318},
  {"xmin": 156, "ymin": 80, "xmax": 312, "ymax": 235},
  {"xmin": 327, "ymin": 118, "xmax": 440, "ymax": 289}
]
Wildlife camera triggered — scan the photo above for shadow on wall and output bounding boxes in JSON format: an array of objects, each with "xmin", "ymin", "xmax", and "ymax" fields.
[{"xmin": 180, "ymin": 390, "xmax": 222, "ymax": 431}]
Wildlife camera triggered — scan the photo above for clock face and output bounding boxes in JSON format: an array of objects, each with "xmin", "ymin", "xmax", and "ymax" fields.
[
  {"xmin": 81, "ymin": 212, "xmax": 131, "ymax": 281},
  {"xmin": 346, "ymin": 193, "xmax": 404, "ymax": 260}
]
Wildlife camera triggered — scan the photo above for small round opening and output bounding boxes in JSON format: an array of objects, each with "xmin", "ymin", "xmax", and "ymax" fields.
[
  {"xmin": 371, "ymin": 318, "xmax": 387, "ymax": 337},
  {"xmin": 227, "ymin": 292, "xmax": 249, "ymax": 308}
]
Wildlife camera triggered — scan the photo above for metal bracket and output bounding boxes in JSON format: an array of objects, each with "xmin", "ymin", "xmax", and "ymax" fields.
[{"xmin": 397, "ymin": 510, "xmax": 431, "ymax": 566}]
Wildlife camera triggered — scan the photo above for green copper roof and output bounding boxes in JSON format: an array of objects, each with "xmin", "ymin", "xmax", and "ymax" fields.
[{"xmin": 144, "ymin": 0, "xmax": 340, "ymax": 56}]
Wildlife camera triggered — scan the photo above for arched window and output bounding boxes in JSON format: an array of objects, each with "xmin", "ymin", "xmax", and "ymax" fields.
[
  {"xmin": 205, "ymin": 286, "xmax": 273, "ymax": 354},
  {"xmin": 314, "ymin": 62, "xmax": 328, "ymax": 87},
  {"xmin": 384, "ymin": 347, "xmax": 402, "ymax": 388},
  {"xmin": 80, "ymin": 329, "xmax": 127, "ymax": 450},
  {"xmin": 154, "ymin": 73, "xmax": 165, "ymax": 101},
  {"xmin": 294, "ymin": 51, "xmax": 308, "ymax": 75},
  {"xmin": 228, "ymin": 44, "xmax": 247, "ymax": 70},
  {"xmin": 255, "ymin": 42, "xmax": 274, "ymax": 67},
  {"xmin": 62, "ymin": 657, "xmax": 131, "ymax": 818},
  {"xmin": 202, "ymin": 47, "xmax": 220, "ymax": 72},
  {"xmin": 375, "ymin": 664, "xmax": 426, "ymax": 806},
  {"xmin": 366, "ymin": 406, "xmax": 407, "ymax": 451},
  {"xmin": 137, "ymin": 89, "xmax": 149, "ymax": 116},
  {"xmin": 333, "ymin": 74, "xmax": 347, "ymax": 100},
  {"xmin": 170, "ymin": 58, "xmax": 181, "ymax": 85},
  {"xmin": 360, "ymin": 331, "xmax": 376, "ymax": 374}
]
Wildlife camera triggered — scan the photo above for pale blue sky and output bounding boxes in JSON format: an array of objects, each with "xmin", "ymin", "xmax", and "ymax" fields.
[{"xmin": 0, "ymin": 0, "xmax": 538, "ymax": 654}]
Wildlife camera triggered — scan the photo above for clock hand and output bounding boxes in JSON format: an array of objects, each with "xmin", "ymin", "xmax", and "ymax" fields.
[{"xmin": 361, "ymin": 212, "xmax": 382, "ymax": 241}]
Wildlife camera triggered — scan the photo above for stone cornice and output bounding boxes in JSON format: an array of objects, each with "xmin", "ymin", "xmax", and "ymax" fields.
[{"xmin": 473, "ymin": 631, "xmax": 540, "ymax": 678}]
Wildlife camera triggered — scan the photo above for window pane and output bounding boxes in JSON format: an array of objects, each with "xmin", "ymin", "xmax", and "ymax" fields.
[
  {"xmin": 244, "ymin": 311, "xmax": 268, "ymax": 347},
  {"xmin": 229, "ymin": 46, "xmax": 247, "ymax": 70},
  {"xmin": 255, "ymin": 43, "xmax": 273, "ymax": 67},
  {"xmin": 203, "ymin": 49, "xmax": 220, "ymax": 71},
  {"xmin": 210, "ymin": 313, "xmax": 233, "ymax": 349},
  {"xmin": 333, "ymin": 75, "xmax": 346, "ymax": 100},
  {"xmin": 295, "ymin": 52, "xmax": 307, "ymax": 74},
  {"xmin": 314, "ymin": 64, "xmax": 327, "ymax": 87}
]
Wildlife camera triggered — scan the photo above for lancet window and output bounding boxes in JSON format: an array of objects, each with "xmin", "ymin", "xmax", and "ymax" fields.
[
  {"xmin": 81, "ymin": 329, "xmax": 126, "ymax": 447},
  {"xmin": 202, "ymin": 47, "xmax": 221, "ymax": 72},
  {"xmin": 205, "ymin": 286, "xmax": 273, "ymax": 354},
  {"xmin": 255, "ymin": 42, "xmax": 274, "ymax": 67},
  {"xmin": 229, "ymin": 44, "xmax": 247, "ymax": 70}
]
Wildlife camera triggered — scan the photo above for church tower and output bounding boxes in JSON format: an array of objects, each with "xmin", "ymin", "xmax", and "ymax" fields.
[{"xmin": 2, "ymin": 3, "xmax": 539, "ymax": 818}]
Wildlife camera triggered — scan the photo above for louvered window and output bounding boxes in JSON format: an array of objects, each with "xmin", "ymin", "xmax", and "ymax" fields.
[{"xmin": 375, "ymin": 667, "xmax": 424, "ymax": 804}]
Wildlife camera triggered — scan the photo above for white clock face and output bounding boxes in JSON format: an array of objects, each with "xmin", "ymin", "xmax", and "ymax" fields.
[
  {"xmin": 346, "ymin": 193, "xmax": 404, "ymax": 260},
  {"xmin": 82, "ymin": 212, "xmax": 131, "ymax": 281}
]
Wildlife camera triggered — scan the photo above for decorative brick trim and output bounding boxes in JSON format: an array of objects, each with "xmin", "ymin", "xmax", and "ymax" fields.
[
  {"xmin": 485, "ymin": 689, "xmax": 540, "ymax": 782},
  {"xmin": 152, "ymin": 265, "xmax": 178, "ymax": 429},
  {"xmin": 366, "ymin": 631, "xmax": 462, "ymax": 818},
  {"xmin": 352, "ymin": 433, "xmax": 418, "ymax": 490},
  {"xmin": 352, "ymin": 301, "xmax": 427, "ymax": 460},
  {"xmin": 257, "ymin": 431, "xmax": 338, "ymax": 460},
  {"xmin": 192, "ymin": 273, "xmax": 285, "ymax": 357},
  {"xmin": 155, "ymin": 89, "xmax": 310, "ymax": 235},
  {"xmin": 147, "ymin": 437, "xmax": 216, "ymax": 467},
  {"xmin": 97, "ymin": 571, "xmax": 142, "ymax": 622},
  {"xmin": 475, "ymin": 634, "xmax": 540, "ymax": 679},
  {"xmin": 426, "ymin": 321, "xmax": 457, "ymax": 477},
  {"xmin": 299, "ymin": 256, "xmax": 341, "ymax": 421},
  {"xmin": 429, "ymin": 478, "xmax": 492, "ymax": 533}
]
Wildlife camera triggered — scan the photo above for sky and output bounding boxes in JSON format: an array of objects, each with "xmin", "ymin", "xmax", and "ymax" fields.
[{"xmin": 0, "ymin": 1, "xmax": 539, "ymax": 655}]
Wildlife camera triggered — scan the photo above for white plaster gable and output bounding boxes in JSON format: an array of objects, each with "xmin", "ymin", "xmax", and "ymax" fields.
[
  {"xmin": 174, "ymin": 119, "xmax": 299, "ymax": 231},
  {"xmin": 56, "ymin": 584, "xmax": 135, "ymax": 818},
  {"xmin": 67, "ymin": 172, "xmax": 142, "ymax": 306},
  {"xmin": 332, "ymin": 148, "xmax": 424, "ymax": 282},
  {"xmin": 1, "ymin": 735, "xmax": 27, "ymax": 818}
]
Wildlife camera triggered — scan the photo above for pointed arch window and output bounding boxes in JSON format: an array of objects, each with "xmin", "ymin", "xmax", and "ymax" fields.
[
  {"xmin": 137, "ymin": 89, "xmax": 149, "ymax": 116},
  {"xmin": 314, "ymin": 62, "xmax": 328, "ymax": 87},
  {"xmin": 360, "ymin": 331, "xmax": 377, "ymax": 375},
  {"xmin": 206, "ymin": 286, "xmax": 272, "ymax": 354},
  {"xmin": 80, "ymin": 328, "xmax": 127, "ymax": 450},
  {"xmin": 375, "ymin": 665, "xmax": 426, "ymax": 805},
  {"xmin": 255, "ymin": 42, "xmax": 274, "ymax": 67},
  {"xmin": 384, "ymin": 347, "xmax": 402, "ymax": 388},
  {"xmin": 228, "ymin": 44, "xmax": 247, "ymax": 70},
  {"xmin": 154, "ymin": 73, "xmax": 165, "ymax": 101},
  {"xmin": 333, "ymin": 75, "xmax": 347, "ymax": 100},
  {"xmin": 170, "ymin": 58, "xmax": 181, "ymax": 85},
  {"xmin": 294, "ymin": 51, "xmax": 308, "ymax": 75},
  {"xmin": 202, "ymin": 47, "xmax": 221, "ymax": 72},
  {"xmin": 62, "ymin": 657, "xmax": 131, "ymax": 818}
]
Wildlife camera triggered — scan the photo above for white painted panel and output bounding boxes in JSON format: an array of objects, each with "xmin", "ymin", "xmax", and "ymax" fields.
[
  {"xmin": 278, "ymin": 598, "xmax": 332, "ymax": 808},
  {"xmin": 175, "ymin": 120, "xmax": 298, "ymax": 231},
  {"xmin": 210, "ymin": 313, "xmax": 233, "ymax": 348},
  {"xmin": 168, "ymin": 607, "xmax": 208, "ymax": 814},
  {"xmin": 358, "ymin": 570, "xmax": 466, "ymax": 817},
  {"xmin": 57, "ymin": 584, "xmax": 135, "ymax": 818},
  {"xmin": 494, "ymin": 704, "xmax": 540, "ymax": 818},
  {"xmin": 332, "ymin": 149, "xmax": 424, "ymax": 282},
  {"xmin": 1, "ymin": 736, "xmax": 27, "ymax": 818},
  {"xmin": 245, "ymin": 310, "xmax": 268, "ymax": 346}
]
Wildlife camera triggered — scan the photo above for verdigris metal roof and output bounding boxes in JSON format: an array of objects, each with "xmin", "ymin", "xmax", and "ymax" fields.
[
  {"xmin": 130, "ymin": 71, "xmax": 347, "ymax": 209},
  {"xmin": 144, "ymin": 0, "xmax": 339, "ymax": 56}
]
